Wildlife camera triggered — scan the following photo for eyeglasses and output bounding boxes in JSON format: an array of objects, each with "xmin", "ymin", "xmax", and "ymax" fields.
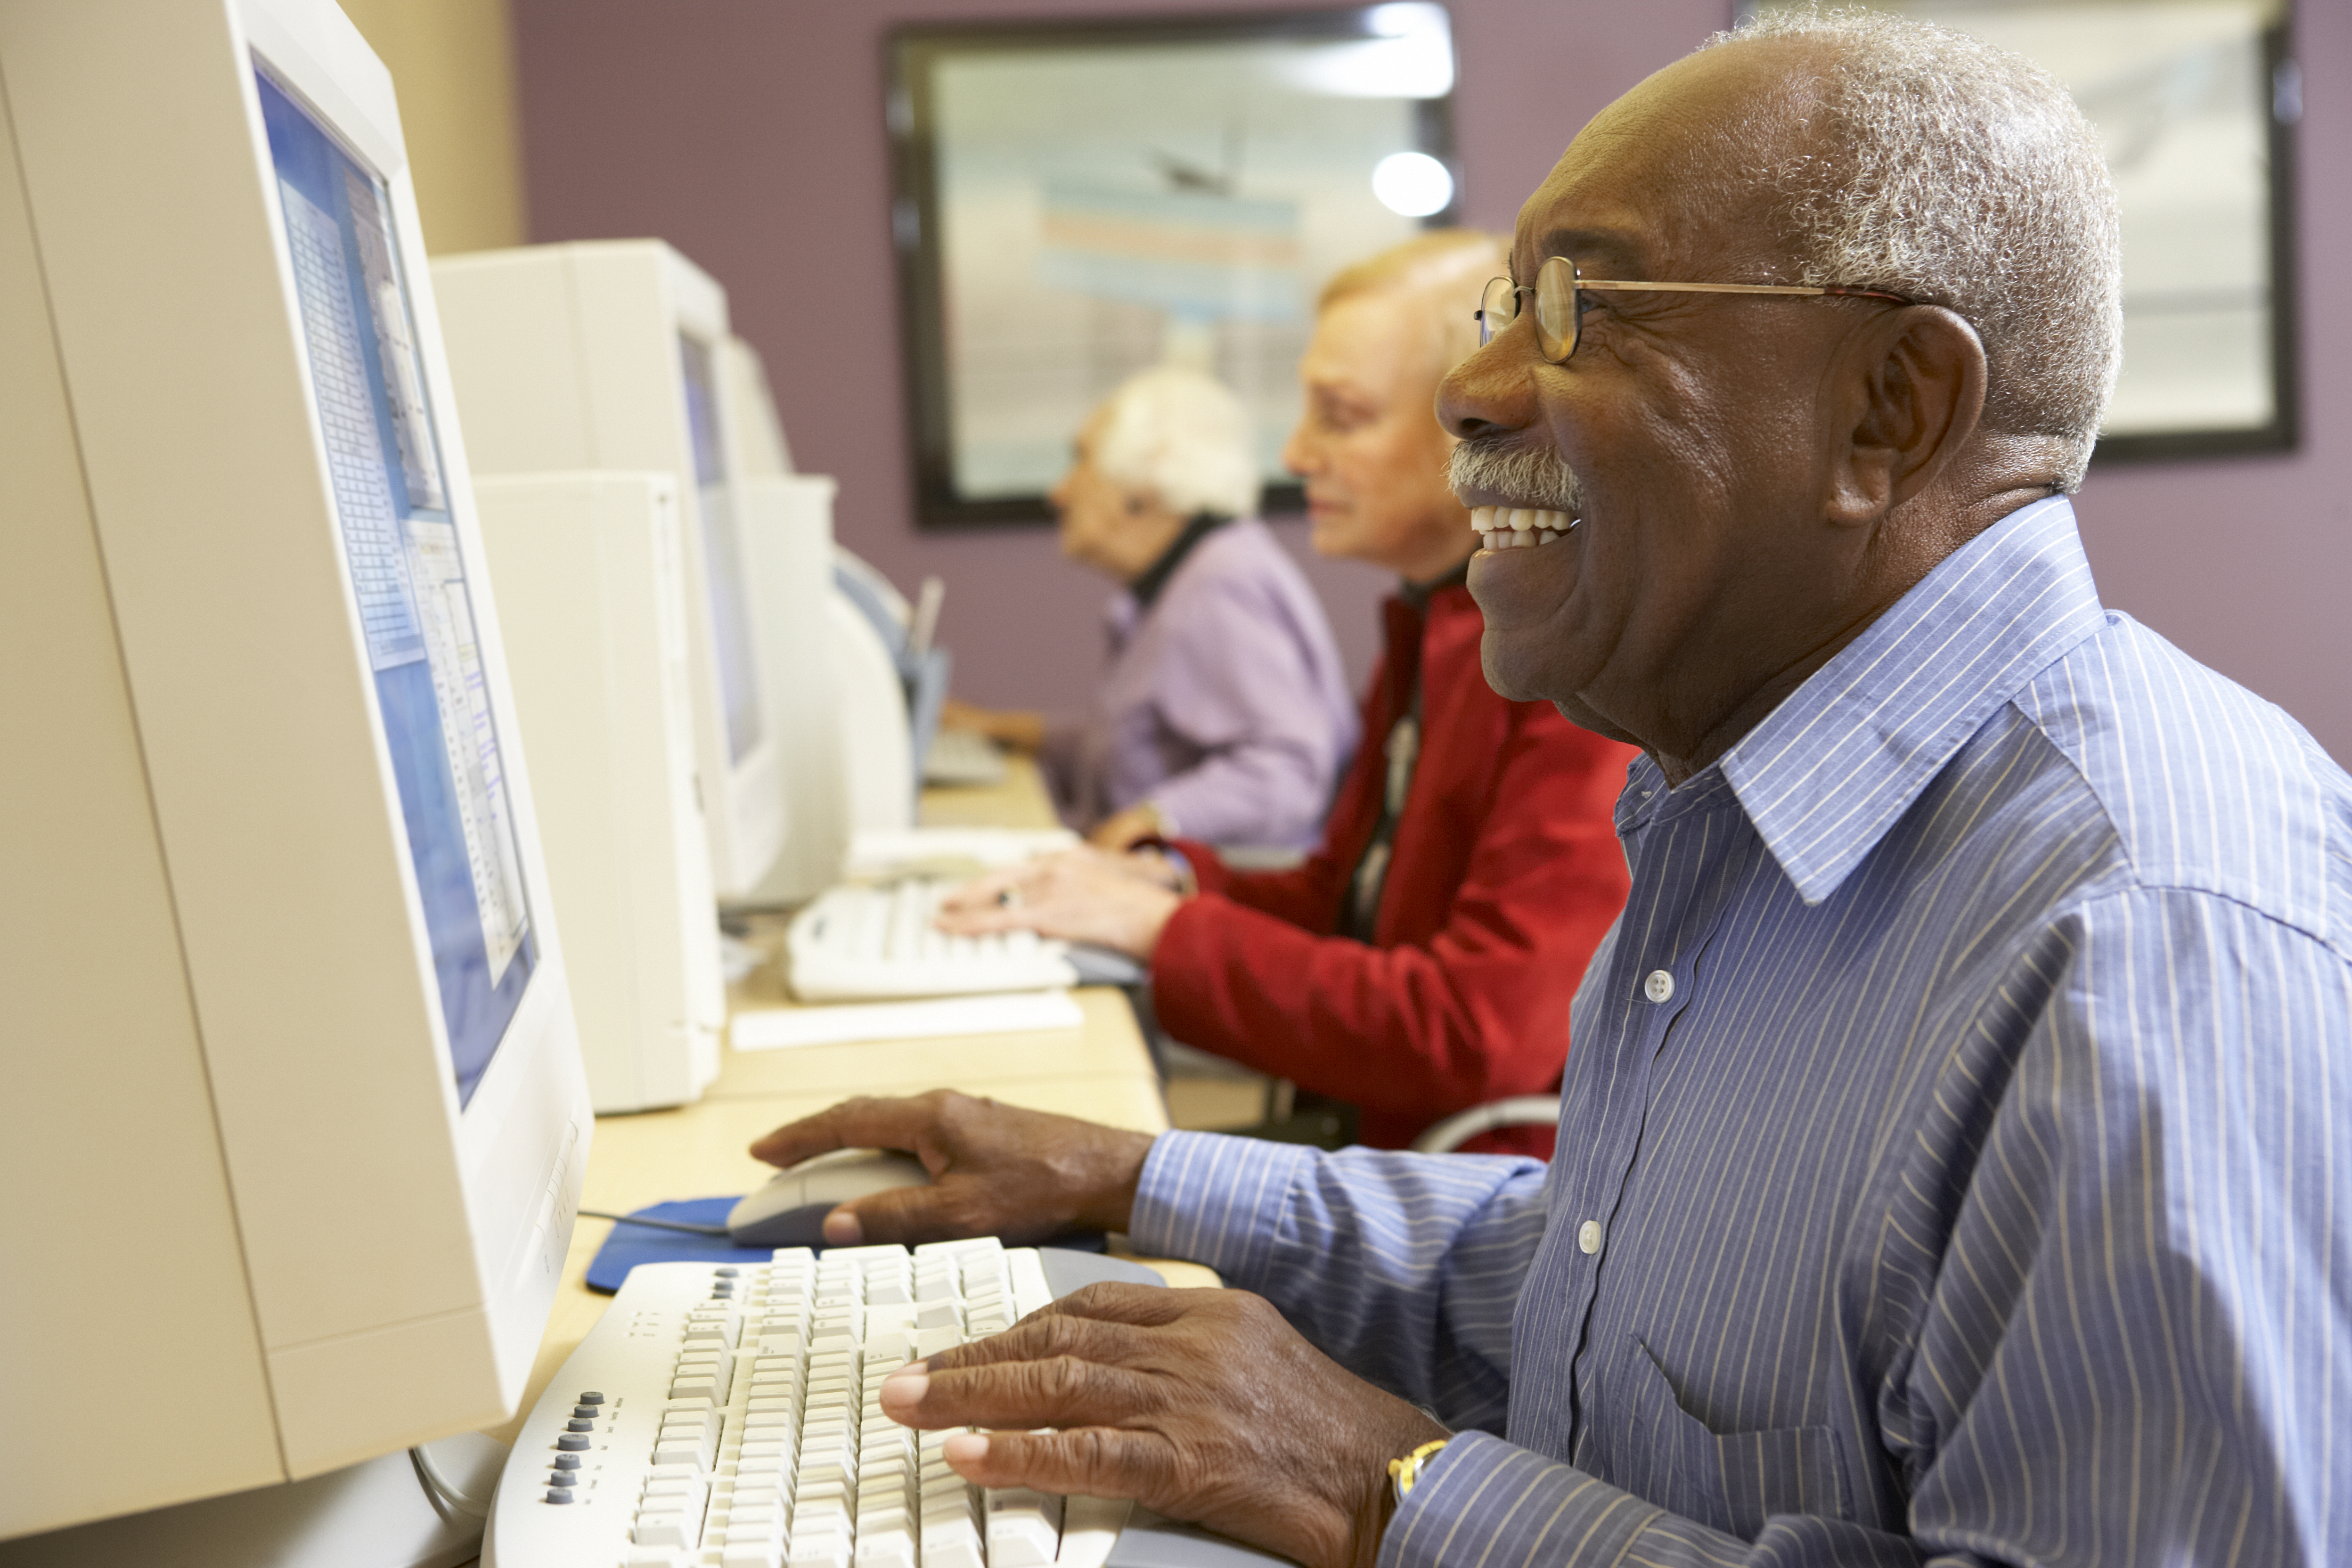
[{"xmin": 1478, "ymin": 255, "xmax": 1911, "ymax": 363}]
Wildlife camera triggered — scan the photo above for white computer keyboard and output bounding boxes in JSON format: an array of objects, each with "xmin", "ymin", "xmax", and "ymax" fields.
[
  {"xmin": 487, "ymin": 1241, "xmax": 1134, "ymax": 1568},
  {"xmin": 923, "ymin": 730, "xmax": 1009, "ymax": 788},
  {"xmin": 786, "ymin": 880, "xmax": 1078, "ymax": 1003}
]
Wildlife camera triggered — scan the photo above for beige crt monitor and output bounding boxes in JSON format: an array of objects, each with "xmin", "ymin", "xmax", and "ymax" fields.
[
  {"xmin": 474, "ymin": 473, "xmax": 729, "ymax": 1111},
  {"xmin": 713, "ymin": 330, "xmax": 891, "ymax": 892},
  {"xmin": 720, "ymin": 330, "xmax": 796, "ymax": 478},
  {"xmin": 0, "ymin": 0, "xmax": 590, "ymax": 1552},
  {"xmin": 739, "ymin": 472, "xmax": 857, "ymax": 902},
  {"xmin": 431, "ymin": 242, "xmax": 787, "ymax": 899}
]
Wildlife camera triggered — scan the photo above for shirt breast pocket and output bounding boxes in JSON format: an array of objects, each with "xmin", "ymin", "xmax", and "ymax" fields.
[{"xmin": 1621, "ymin": 1336, "xmax": 1853, "ymax": 1539}]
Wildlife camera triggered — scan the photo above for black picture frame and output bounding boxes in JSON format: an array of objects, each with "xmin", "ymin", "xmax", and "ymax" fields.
[
  {"xmin": 887, "ymin": 8, "xmax": 1461, "ymax": 531},
  {"xmin": 1736, "ymin": 0, "xmax": 2302, "ymax": 465},
  {"xmin": 2092, "ymin": 12, "xmax": 2301, "ymax": 465}
]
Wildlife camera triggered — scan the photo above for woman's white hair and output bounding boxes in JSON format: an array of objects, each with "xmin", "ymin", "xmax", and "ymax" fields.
[
  {"xmin": 1709, "ymin": 8, "xmax": 2123, "ymax": 491},
  {"xmin": 1092, "ymin": 365, "xmax": 1261, "ymax": 520}
]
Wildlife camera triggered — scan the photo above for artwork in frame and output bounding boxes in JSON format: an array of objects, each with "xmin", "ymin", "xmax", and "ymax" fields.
[
  {"xmin": 1740, "ymin": 0, "xmax": 2300, "ymax": 459},
  {"xmin": 887, "ymin": 7, "xmax": 1460, "ymax": 530}
]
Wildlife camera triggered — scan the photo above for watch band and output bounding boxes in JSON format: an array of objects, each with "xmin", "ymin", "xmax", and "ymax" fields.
[{"xmin": 1388, "ymin": 1437, "xmax": 1451, "ymax": 1505}]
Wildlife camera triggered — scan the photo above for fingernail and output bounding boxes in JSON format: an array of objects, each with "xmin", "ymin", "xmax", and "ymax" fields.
[
  {"xmin": 942, "ymin": 1431, "xmax": 989, "ymax": 1469},
  {"xmin": 878, "ymin": 1366, "xmax": 928, "ymax": 1413},
  {"xmin": 822, "ymin": 1208, "xmax": 864, "ymax": 1245}
]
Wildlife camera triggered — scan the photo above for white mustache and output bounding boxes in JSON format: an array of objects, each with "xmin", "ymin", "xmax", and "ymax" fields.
[{"xmin": 1448, "ymin": 438, "xmax": 1583, "ymax": 514}]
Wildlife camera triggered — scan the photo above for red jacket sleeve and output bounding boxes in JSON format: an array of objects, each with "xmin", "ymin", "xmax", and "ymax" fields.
[{"xmin": 1153, "ymin": 670, "xmax": 1635, "ymax": 1151}]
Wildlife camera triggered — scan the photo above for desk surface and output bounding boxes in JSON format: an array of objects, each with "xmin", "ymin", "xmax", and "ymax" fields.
[
  {"xmin": 490, "ymin": 757, "xmax": 1210, "ymax": 1444},
  {"xmin": 915, "ymin": 752, "xmax": 1062, "ymax": 831}
]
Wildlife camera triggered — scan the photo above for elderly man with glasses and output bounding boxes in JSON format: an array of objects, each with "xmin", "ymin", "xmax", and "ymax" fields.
[{"xmin": 753, "ymin": 12, "xmax": 2352, "ymax": 1566}]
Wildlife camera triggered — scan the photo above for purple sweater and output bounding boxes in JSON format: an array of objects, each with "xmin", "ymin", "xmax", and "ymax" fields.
[{"xmin": 1042, "ymin": 518, "xmax": 1356, "ymax": 849}]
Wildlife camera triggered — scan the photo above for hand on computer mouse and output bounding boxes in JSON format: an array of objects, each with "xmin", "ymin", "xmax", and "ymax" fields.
[
  {"xmin": 748, "ymin": 1090, "xmax": 1156, "ymax": 1247},
  {"xmin": 935, "ymin": 849, "xmax": 1182, "ymax": 959}
]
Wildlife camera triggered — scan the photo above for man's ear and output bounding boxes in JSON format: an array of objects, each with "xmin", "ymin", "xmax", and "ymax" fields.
[{"xmin": 1825, "ymin": 305, "xmax": 1987, "ymax": 527}]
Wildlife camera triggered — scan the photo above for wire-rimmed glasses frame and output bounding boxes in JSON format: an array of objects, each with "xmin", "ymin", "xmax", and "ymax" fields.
[{"xmin": 1478, "ymin": 255, "xmax": 1912, "ymax": 364}]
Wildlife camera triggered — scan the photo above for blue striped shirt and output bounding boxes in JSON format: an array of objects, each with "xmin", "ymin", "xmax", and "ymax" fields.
[{"xmin": 1131, "ymin": 498, "xmax": 2352, "ymax": 1565}]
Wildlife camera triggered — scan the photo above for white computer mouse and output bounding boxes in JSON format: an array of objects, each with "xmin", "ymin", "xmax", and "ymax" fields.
[{"xmin": 726, "ymin": 1148, "xmax": 932, "ymax": 1248}]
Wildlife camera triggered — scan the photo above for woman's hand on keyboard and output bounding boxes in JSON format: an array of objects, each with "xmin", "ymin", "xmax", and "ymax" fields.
[
  {"xmin": 747, "ymin": 1090, "xmax": 1155, "ymax": 1246},
  {"xmin": 934, "ymin": 849, "xmax": 1182, "ymax": 958},
  {"xmin": 877, "ymin": 1283, "xmax": 1450, "ymax": 1568}
]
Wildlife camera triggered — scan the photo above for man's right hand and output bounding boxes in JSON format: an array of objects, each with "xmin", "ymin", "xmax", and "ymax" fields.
[{"xmin": 747, "ymin": 1091, "xmax": 1156, "ymax": 1247}]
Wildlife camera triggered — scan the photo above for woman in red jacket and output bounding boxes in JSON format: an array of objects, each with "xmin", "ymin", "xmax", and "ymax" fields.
[{"xmin": 940, "ymin": 233, "xmax": 1635, "ymax": 1155}]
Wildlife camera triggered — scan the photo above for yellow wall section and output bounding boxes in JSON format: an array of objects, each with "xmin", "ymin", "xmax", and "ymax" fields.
[{"xmin": 338, "ymin": 0, "xmax": 527, "ymax": 253}]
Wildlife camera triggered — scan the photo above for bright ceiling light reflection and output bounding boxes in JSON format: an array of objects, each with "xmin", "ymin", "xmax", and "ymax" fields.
[{"xmin": 1372, "ymin": 152, "xmax": 1454, "ymax": 217}]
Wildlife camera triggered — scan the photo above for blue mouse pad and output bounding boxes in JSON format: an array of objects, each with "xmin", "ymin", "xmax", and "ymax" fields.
[
  {"xmin": 583, "ymin": 1200, "xmax": 1107, "ymax": 1295},
  {"xmin": 585, "ymin": 1200, "xmax": 770, "ymax": 1294}
]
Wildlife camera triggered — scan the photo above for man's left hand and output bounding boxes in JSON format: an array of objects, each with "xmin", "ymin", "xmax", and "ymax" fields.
[
  {"xmin": 935, "ymin": 849, "xmax": 1184, "ymax": 959},
  {"xmin": 877, "ymin": 1283, "xmax": 1448, "ymax": 1568}
]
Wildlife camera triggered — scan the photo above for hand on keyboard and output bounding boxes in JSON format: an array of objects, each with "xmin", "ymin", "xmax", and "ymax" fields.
[
  {"xmin": 935, "ymin": 850, "xmax": 1183, "ymax": 961},
  {"xmin": 877, "ymin": 1283, "xmax": 1451, "ymax": 1568},
  {"xmin": 749, "ymin": 1091, "xmax": 1156, "ymax": 1248}
]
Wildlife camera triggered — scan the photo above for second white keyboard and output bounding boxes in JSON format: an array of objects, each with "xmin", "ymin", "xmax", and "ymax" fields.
[
  {"xmin": 922, "ymin": 730, "xmax": 1010, "ymax": 788},
  {"xmin": 785, "ymin": 881, "xmax": 1078, "ymax": 1003},
  {"xmin": 485, "ymin": 1240, "xmax": 1132, "ymax": 1568}
]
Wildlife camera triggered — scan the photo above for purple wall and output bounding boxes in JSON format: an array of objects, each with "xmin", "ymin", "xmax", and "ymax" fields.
[{"xmin": 513, "ymin": 0, "xmax": 2350, "ymax": 765}]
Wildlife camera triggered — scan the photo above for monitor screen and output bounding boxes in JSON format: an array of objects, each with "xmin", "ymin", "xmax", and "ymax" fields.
[
  {"xmin": 260, "ymin": 68, "xmax": 534, "ymax": 1107},
  {"xmin": 678, "ymin": 332, "xmax": 764, "ymax": 764}
]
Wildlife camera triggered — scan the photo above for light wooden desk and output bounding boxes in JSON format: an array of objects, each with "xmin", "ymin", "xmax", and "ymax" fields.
[
  {"xmin": 491, "ymin": 756, "xmax": 1213, "ymax": 1444},
  {"xmin": 914, "ymin": 752, "xmax": 1062, "ymax": 831}
]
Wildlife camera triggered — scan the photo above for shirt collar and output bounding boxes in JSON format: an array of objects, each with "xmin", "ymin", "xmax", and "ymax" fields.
[
  {"xmin": 1715, "ymin": 495, "xmax": 2108, "ymax": 905},
  {"xmin": 1125, "ymin": 513, "xmax": 1231, "ymax": 611},
  {"xmin": 1397, "ymin": 556, "xmax": 1472, "ymax": 610}
]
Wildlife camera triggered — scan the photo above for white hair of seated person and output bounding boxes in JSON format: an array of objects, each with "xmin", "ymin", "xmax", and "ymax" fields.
[
  {"xmin": 1092, "ymin": 365, "xmax": 1262, "ymax": 521},
  {"xmin": 1711, "ymin": 8, "xmax": 2123, "ymax": 492}
]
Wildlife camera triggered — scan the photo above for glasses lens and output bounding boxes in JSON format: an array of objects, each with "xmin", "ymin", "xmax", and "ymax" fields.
[
  {"xmin": 1478, "ymin": 277, "xmax": 1518, "ymax": 346},
  {"xmin": 1534, "ymin": 257, "xmax": 1579, "ymax": 362}
]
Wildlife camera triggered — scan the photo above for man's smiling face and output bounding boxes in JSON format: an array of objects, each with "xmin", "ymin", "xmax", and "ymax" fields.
[{"xmin": 1438, "ymin": 41, "xmax": 1898, "ymax": 760}]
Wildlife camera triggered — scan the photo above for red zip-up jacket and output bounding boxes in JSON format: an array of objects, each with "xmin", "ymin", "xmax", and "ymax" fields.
[{"xmin": 1153, "ymin": 582, "xmax": 1638, "ymax": 1154}]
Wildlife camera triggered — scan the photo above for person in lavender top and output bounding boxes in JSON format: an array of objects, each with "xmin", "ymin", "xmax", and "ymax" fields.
[{"xmin": 943, "ymin": 366, "xmax": 1356, "ymax": 851}]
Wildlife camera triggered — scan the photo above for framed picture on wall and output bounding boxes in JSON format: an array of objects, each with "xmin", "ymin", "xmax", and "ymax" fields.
[
  {"xmin": 887, "ymin": 7, "xmax": 1460, "ymax": 530},
  {"xmin": 1739, "ymin": 0, "xmax": 2300, "ymax": 459}
]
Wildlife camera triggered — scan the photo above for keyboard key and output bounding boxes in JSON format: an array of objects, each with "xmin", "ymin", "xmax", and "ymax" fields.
[
  {"xmin": 986, "ymin": 1486, "xmax": 1064, "ymax": 1568},
  {"xmin": 1057, "ymin": 1496, "xmax": 1133, "ymax": 1568},
  {"xmin": 634, "ymin": 1510, "xmax": 697, "ymax": 1548},
  {"xmin": 921, "ymin": 1515, "xmax": 986, "ymax": 1568},
  {"xmin": 855, "ymin": 1524, "xmax": 917, "ymax": 1568},
  {"xmin": 789, "ymin": 1538, "xmax": 853, "ymax": 1568}
]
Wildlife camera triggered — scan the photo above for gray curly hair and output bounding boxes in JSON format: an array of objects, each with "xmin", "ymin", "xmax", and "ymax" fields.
[{"xmin": 1708, "ymin": 8, "xmax": 2123, "ymax": 491}]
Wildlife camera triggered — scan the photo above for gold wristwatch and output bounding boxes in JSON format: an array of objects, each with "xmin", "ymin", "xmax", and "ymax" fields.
[{"xmin": 1388, "ymin": 1437, "xmax": 1451, "ymax": 1506}]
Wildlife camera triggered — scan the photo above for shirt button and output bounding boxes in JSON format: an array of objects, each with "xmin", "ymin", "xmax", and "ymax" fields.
[
  {"xmin": 1577, "ymin": 1220, "xmax": 1602, "ymax": 1255},
  {"xmin": 1644, "ymin": 969, "xmax": 1674, "ymax": 1004}
]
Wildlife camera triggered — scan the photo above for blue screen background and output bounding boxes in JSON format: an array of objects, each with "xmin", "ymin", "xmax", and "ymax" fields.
[{"xmin": 260, "ymin": 70, "xmax": 533, "ymax": 1107}]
